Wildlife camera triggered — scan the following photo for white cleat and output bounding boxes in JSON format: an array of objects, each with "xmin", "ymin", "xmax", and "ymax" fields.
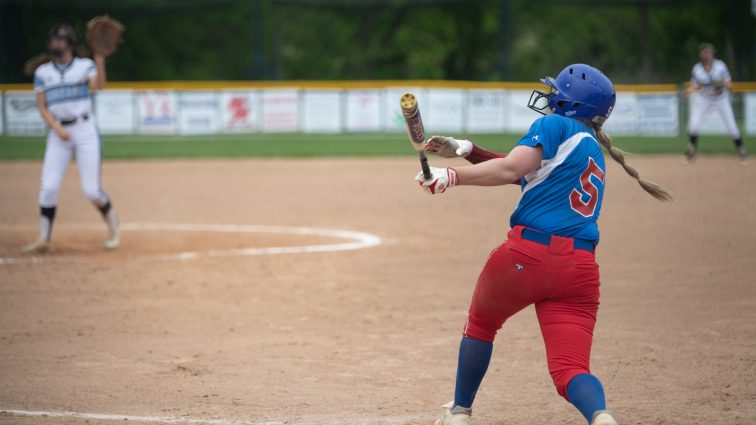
[
  {"xmin": 104, "ymin": 211, "xmax": 121, "ymax": 251},
  {"xmin": 591, "ymin": 410, "xmax": 618, "ymax": 425},
  {"xmin": 434, "ymin": 401, "xmax": 472, "ymax": 425},
  {"xmin": 21, "ymin": 239, "xmax": 51, "ymax": 254}
]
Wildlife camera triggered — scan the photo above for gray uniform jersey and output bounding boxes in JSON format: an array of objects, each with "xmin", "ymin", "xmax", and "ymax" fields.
[{"xmin": 691, "ymin": 59, "xmax": 730, "ymax": 99}]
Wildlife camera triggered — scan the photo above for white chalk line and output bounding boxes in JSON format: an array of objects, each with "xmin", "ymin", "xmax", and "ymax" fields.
[
  {"xmin": 0, "ymin": 408, "xmax": 423, "ymax": 424},
  {"xmin": 0, "ymin": 223, "xmax": 382, "ymax": 265},
  {"xmin": 0, "ymin": 408, "xmax": 278, "ymax": 424}
]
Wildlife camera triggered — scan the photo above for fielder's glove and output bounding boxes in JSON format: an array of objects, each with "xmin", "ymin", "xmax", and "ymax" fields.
[
  {"xmin": 712, "ymin": 80, "xmax": 725, "ymax": 96},
  {"xmin": 424, "ymin": 135, "xmax": 473, "ymax": 158},
  {"xmin": 87, "ymin": 15, "xmax": 125, "ymax": 57},
  {"xmin": 415, "ymin": 167, "xmax": 458, "ymax": 194}
]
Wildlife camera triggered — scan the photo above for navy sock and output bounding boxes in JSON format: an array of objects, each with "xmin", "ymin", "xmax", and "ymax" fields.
[
  {"xmin": 566, "ymin": 373, "xmax": 606, "ymax": 424},
  {"xmin": 453, "ymin": 337, "xmax": 493, "ymax": 408},
  {"xmin": 97, "ymin": 200, "xmax": 112, "ymax": 216}
]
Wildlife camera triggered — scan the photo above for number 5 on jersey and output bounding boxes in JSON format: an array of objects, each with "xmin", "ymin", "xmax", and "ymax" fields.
[{"xmin": 570, "ymin": 157, "xmax": 605, "ymax": 218}]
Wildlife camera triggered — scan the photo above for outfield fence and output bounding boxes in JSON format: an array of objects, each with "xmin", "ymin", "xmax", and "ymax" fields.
[{"xmin": 1, "ymin": 81, "xmax": 755, "ymax": 137}]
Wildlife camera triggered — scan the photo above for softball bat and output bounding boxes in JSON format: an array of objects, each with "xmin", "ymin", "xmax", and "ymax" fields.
[{"xmin": 399, "ymin": 93, "xmax": 432, "ymax": 180}]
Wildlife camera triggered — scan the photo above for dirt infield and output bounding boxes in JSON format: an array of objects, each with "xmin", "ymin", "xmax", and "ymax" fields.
[{"xmin": 0, "ymin": 156, "xmax": 754, "ymax": 425}]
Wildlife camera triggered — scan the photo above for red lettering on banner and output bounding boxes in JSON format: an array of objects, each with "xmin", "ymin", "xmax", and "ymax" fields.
[{"xmin": 228, "ymin": 97, "xmax": 250, "ymax": 127}]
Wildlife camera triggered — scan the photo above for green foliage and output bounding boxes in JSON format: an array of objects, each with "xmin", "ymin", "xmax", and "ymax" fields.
[{"xmin": 0, "ymin": 0, "xmax": 753, "ymax": 83}]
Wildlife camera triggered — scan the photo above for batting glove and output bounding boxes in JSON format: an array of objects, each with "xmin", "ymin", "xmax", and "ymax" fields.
[
  {"xmin": 415, "ymin": 167, "xmax": 458, "ymax": 194},
  {"xmin": 424, "ymin": 136, "xmax": 473, "ymax": 158}
]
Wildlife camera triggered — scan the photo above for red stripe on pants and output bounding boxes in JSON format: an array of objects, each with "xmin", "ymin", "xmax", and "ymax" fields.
[{"xmin": 463, "ymin": 226, "xmax": 600, "ymax": 398}]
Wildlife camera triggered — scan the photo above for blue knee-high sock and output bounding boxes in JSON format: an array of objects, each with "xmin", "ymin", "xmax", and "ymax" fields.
[
  {"xmin": 453, "ymin": 337, "xmax": 493, "ymax": 408},
  {"xmin": 566, "ymin": 373, "xmax": 606, "ymax": 424}
]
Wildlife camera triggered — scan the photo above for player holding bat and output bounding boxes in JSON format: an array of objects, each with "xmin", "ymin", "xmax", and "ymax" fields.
[{"xmin": 416, "ymin": 64, "xmax": 672, "ymax": 425}]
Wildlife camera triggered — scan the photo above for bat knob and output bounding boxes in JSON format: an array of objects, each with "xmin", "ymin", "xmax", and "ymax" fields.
[{"xmin": 400, "ymin": 93, "xmax": 417, "ymax": 110}]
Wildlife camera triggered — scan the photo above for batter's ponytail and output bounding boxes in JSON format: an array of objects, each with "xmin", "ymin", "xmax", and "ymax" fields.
[{"xmin": 593, "ymin": 125, "xmax": 673, "ymax": 201}]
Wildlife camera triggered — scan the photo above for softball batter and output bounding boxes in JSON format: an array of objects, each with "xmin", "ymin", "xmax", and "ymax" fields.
[
  {"xmin": 417, "ymin": 64, "xmax": 672, "ymax": 425},
  {"xmin": 685, "ymin": 42, "xmax": 746, "ymax": 162},
  {"xmin": 22, "ymin": 23, "xmax": 120, "ymax": 254}
]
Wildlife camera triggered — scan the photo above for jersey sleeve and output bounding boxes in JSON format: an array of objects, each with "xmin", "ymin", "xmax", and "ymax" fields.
[
  {"xmin": 33, "ymin": 68, "xmax": 45, "ymax": 93},
  {"xmin": 690, "ymin": 68, "xmax": 698, "ymax": 85},
  {"xmin": 516, "ymin": 115, "xmax": 566, "ymax": 160},
  {"xmin": 83, "ymin": 58, "xmax": 97, "ymax": 80},
  {"xmin": 719, "ymin": 61, "xmax": 731, "ymax": 81}
]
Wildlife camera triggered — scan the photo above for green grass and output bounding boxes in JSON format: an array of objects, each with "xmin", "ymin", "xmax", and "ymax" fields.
[{"xmin": 0, "ymin": 132, "xmax": 742, "ymax": 160}]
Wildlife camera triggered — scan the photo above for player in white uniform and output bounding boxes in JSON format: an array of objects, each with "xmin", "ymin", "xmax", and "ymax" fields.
[
  {"xmin": 685, "ymin": 42, "xmax": 746, "ymax": 162},
  {"xmin": 22, "ymin": 23, "xmax": 120, "ymax": 254}
]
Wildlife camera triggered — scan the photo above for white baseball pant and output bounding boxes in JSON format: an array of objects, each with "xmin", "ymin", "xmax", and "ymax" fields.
[
  {"xmin": 687, "ymin": 94, "xmax": 741, "ymax": 139},
  {"xmin": 39, "ymin": 117, "xmax": 109, "ymax": 208}
]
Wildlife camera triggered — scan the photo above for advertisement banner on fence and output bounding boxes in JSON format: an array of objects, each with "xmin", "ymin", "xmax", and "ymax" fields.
[
  {"xmin": 425, "ymin": 89, "xmax": 465, "ymax": 133},
  {"xmin": 746, "ymin": 92, "xmax": 756, "ymax": 136},
  {"xmin": 220, "ymin": 90, "xmax": 259, "ymax": 132},
  {"xmin": 385, "ymin": 88, "xmax": 425, "ymax": 132},
  {"xmin": 96, "ymin": 90, "xmax": 135, "ymax": 135},
  {"xmin": 638, "ymin": 93, "xmax": 678, "ymax": 136},
  {"xmin": 345, "ymin": 90, "xmax": 382, "ymax": 132},
  {"xmin": 603, "ymin": 92, "xmax": 639, "ymax": 135},
  {"xmin": 137, "ymin": 90, "xmax": 177, "ymax": 134},
  {"xmin": 177, "ymin": 91, "xmax": 220, "ymax": 135},
  {"xmin": 302, "ymin": 90, "xmax": 342, "ymax": 133},
  {"xmin": 261, "ymin": 89, "xmax": 299, "ymax": 132},
  {"xmin": 0, "ymin": 92, "xmax": 3, "ymax": 134},
  {"xmin": 507, "ymin": 90, "xmax": 540, "ymax": 134},
  {"xmin": 466, "ymin": 90, "xmax": 507, "ymax": 134},
  {"xmin": 4, "ymin": 91, "xmax": 46, "ymax": 135}
]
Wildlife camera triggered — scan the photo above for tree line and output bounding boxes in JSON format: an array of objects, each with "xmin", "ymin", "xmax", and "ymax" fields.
[{"xmin": 1, "ymin": 0, "xmax": 753, "ymax": 84}]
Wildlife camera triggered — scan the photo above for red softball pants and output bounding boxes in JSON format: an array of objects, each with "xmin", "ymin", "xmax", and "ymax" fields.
[{"xmin": 463, "ymin": 225, "xmax": 601, "ymax": 398}]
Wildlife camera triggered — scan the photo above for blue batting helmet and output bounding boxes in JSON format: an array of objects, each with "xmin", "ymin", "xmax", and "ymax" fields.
[{"xmin": 527, "ymin": 64, "xmax": 616, "ymax": 126}]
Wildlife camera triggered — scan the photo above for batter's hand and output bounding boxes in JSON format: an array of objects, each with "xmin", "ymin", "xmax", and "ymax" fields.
[
  {"xmin": 55, "ymin": 127, "xmax": 72, "ymax": 141},
  {"xmin": 424, "ymin": 136, "xmax": 473, "ymax": 158},
  {"xmin": 415, "ymin": 167, "xmax": 458, "ymax": 194}
]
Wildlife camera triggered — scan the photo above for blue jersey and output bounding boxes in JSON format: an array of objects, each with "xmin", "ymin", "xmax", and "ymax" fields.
[{"xmin": 509, "ymin": 114, "xmax": 606, "ymax": 242}]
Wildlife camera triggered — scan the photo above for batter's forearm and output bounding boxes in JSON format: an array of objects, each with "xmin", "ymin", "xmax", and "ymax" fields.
[
  {"xmin": 456, "ymin": 145, "xmax": 542, "ymax": 186},
  {"xmin": 456, "ymin": 158, "xmax": 521, "ymax": 186},
  {"xmin": 465, "ymin": 144, "xmax": 507, "ymax": 164}
]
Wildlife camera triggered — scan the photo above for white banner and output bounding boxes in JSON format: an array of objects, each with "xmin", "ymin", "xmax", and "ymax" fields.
[
  {"xmin": 4, "ymin": 91, "xmax": 46, "ymax": 135},
  {"xmin": 746, "ymin": 92, "xmax": 756, "ymax": 136},
  {"xmin": 603, "ymin": 92, "xmax": 639, "ymax": 135},
  {"xmin": 344, "ymin": 90, "xmax": 382, "ymax": 132},
  {"xmin": 638, "ymin": 93, "xmax": 678, "ymax": 136},
  {"xmin": 302, "ymin": 90, "xmax": 342, "ymax": 133},
  {"xmin": 466, "ymin": 90, "xmax": 507, "ymax": 133},
  {"xmin": 137, "ymin": 90, "xmax": 177, "ymax": 134},
  {"xmin": 261, "ymin": 90, "xmax": 299, "ymax": 132},
  {"xmin": 0, "ymin": 92, "xmax": 3, "ymax": 134},
  {"xmin": 425, "ymin": 89, "xmax": 465, "ymax": 133},
  {"xmin": 177, "ymin": 91, "xmax": 220, "ymax": 135},
  {"xmin": 385, "ymin": 88, "xmax": 426, "ymax": 132},
  {"xmin": 220, "ymin": 90, "xmax": 259, "ymax": 132},
  {"xmin": 95, "ymin": 90, "xmax": 135, "ymax": 135},
  {"xmin": 507, "ymin": 90, "xmax": 539, "ymax": 134}
]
